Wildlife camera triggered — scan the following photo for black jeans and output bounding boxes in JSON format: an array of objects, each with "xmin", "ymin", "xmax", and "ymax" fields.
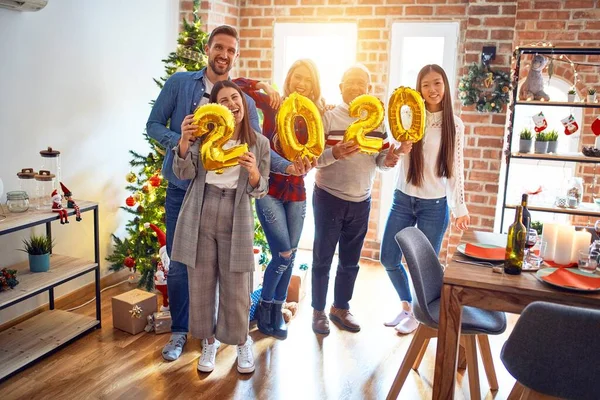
[{"xmin": 311, "ymin": 186, "xmax": 371, "ymax": 311}]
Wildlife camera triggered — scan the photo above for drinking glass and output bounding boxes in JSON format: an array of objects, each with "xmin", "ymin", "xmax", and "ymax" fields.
[{"xmin": 577, "ymin": 250, "xmax": 598, "ymax": 273}]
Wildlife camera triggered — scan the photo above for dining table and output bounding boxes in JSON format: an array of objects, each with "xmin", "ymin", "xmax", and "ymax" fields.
[{"xmin": 432, "ymin": 230, "xmax": 600, "ymax": 399}]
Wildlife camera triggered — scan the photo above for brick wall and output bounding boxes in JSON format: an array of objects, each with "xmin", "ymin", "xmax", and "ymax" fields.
[{"xmin": 181, "ymin": 0, "xmax": 600, "ymax": 260}]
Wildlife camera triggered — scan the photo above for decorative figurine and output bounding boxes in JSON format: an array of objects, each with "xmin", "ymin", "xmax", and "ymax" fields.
[
  {"xmin": 51, "ymin": 189, "xmax": 69, "ymax": 224},
  {"xmin": 60, "ymin": 182, "xmax": 81, "ymax": 221}
]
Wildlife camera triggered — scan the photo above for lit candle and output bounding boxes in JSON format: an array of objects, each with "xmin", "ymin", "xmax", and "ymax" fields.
[
  {"xmin": 541, "ymin": 222, "xmax": 559, "ymax": 261},
  {"xmin": 554, "ymin": 225, "xmax": 575, "ymax": 265},
  {"xmin": 571, "ymin": 229, "xmax": 592, "ymax": 264}
]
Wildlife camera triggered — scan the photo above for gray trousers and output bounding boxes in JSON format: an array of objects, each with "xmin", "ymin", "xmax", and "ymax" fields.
[{"xmin": 188, "ymin": 184, "xmax": 252, "ymax": 345}]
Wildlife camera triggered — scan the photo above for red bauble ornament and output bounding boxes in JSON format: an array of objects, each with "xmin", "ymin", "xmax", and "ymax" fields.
[
  {"xmin": 149, "ymin": 175, "xmax": 162, "ymax": 187},
  {"xmin": 592, "ymin": 116, "xmax": 600, "ymax": 137},
  {"xmin": 125, "ymin": 196, "xmax": 136, "ymax": 207},
  {"xmin": 124, "ymin": 256, "xmax": 136, "ymax": 269}
]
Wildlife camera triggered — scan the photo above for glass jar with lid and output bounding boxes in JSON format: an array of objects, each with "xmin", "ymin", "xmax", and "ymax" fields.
[
  {"xmin": 6, "ymin": 190, "xmax": 30, "ymax": 213},
  {"xmin": 17, "ymin": 168, "xmax": 37, "ymax": 204},
  {"xmin": 34, "ymin": 170, "xmax": 55, "ymax": 209},
  {"xmin": 39, "ymin": 147, "xmax": 61, "ymax": 193}
]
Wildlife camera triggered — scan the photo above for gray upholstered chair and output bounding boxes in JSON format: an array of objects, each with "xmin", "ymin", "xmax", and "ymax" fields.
[
  {"xmin": 387, "ymin": 227, "xmax": 507, "ymax": 400},
  {"xmin": 501, "ymin": 301, "xmax": 600, "ymax": 400}
]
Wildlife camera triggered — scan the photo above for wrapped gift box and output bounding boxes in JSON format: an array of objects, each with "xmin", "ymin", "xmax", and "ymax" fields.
[
  {"xmin": 286, "ymin": 266, "xmax": 308, "ymax": 303},
  {"xmin": 112, "ymin": 289, "xmax": 157, "ymax": 335},
  {"xmin": 153, "ymin": 311, "xmax": 172, "ymax": 334}
]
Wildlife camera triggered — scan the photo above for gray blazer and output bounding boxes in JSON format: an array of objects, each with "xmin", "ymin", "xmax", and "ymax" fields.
[{"xmin": 170, "ymin": 131, "xmax": 270, "ymax": 273}]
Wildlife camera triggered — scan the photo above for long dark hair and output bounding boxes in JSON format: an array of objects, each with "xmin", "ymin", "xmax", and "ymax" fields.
[
  {"xmin": 407, "ymin": 64, "xmax": 456, "ymax": 187},
  {"xmin": 209, "ymin": 80, "xmax": 256, "ymax": 147}
]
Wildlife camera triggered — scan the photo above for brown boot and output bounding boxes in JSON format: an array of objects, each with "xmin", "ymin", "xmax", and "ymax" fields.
[
  {"xmin": 329, "ymin": 305, "xmax": 361, "ymax": 332},
  {"xmin": 312, "ymin": 309, "xmax": 330, "ymax": 335}
]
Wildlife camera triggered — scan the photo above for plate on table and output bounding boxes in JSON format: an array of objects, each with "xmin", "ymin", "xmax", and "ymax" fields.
[
  {"xmin": 456, "ymin": 243, "xmax": 505, "ymax": 262},
  {"xmin": 535, "ymin": 267, "xmax": 600, "ymax": 292}
]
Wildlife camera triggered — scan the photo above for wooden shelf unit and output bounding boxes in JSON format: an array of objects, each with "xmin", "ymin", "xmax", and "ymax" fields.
[
  {"xmin": 500, "ymin": 46, "xmax": 600, "ymax": 231},
  {"xmin": 0, "ymin": 201, "xmax": 101, "ymax": 382}
]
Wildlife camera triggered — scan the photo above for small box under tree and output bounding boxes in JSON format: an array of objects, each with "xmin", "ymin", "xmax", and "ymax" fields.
[{"xmin": 112, "ymin": 289, "xmax": 157, "ymax": 335}]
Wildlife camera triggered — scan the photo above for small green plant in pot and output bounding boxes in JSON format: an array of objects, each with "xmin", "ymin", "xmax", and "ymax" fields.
[
  {"xmin": 519, "ymin": 128, "xmax": 533, "ymax": 153},
  {"xmin": 546, "ymin": 129, "xmax": 559, "ymax": 153},
  {"xmin": 567, "ymin": 88, "xmax": 577, "ymax": 102},
  {"xmin": 534, "ymin": 131, "xmax": 548, "ymax": 154},
  {"xmin": 588, "ymin": 87, "xmax": 597, "ymax": 103},
  {"xmin": 20, "ymin": 235, "xmax": 54, "ymax": 272}
]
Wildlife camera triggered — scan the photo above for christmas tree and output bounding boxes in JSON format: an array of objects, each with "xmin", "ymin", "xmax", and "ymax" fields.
[{"xmin": 106, "ymin": 5, "xmax": 269, "ymax": 290}]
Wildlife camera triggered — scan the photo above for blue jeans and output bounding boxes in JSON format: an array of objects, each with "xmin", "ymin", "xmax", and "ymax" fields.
[
  {"xmin": 256, "ymin": 194, "xmax": 306, "ymax": 303},
  {"xmin": 312, "ymin": 186, "xmax": 371, "ymax": 311},
  {"xmin": 165, "ymin": 183, "xmax": 189, "ymax": 333},
  {"xmin": 380, "ymin": 190, "xmax": 449, "ymax": 303}
]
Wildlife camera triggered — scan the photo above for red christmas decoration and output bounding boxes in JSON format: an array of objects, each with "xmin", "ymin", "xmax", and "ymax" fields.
[
  {"xmin": 124, "ymin": 256, "xmax": 136, "ymax": 270},
  {"xmin": 125, "ymin": 196, "xmax": 136, "ymax": 207},
  {"xmin": 592, "ymin": 116, "xmax": 600, "ymax": 136},
  {"xmin": 149, "ymin": 175, "xmax": 162, "ymax": 187}
]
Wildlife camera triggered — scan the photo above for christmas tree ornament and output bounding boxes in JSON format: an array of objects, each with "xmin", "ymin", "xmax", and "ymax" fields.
[
  {"xmin": 136, "ymin": 205, "xmax": 144, "ymax": 214},
  {"xmin": 388, "ymin": 86, "xmax": 426, "ymax": 143},
  {"xmin": 592, "ymin": 116, "xmax": 600, "ymax": 137},
  {"xmin": 133, "ymin": 192, "xmax": 143, "ymax": 202},
  {"xmin": 532, "ymin": 111, "xmax": 548, "ymax": 133},
  {"xmin": 60, "ymin": 182, "xmax": 81, "ymax": 221},
  {"xmin": 126, "ymin": 172, "xmax": 137, "ymax": 183},
  {"xmin": 561, "ymin": 114, "xmax": 579, "ymax": 136},
  {"xmin": 276, "ymin": 93, "xmax": 324, "ymax": 161},
  {"xmin": 124, "ymin": 256, "xmax": 136, "ymax": 270},
  {"xmin": 142, "ymin": 184, "xmax": 150, "ymax": 194},
  {"xmin": 125, "ymin": 196, "xmax": 136, "ymax": 207},
  {"xmin": 148, "ymin": 175, "xmax": 162, "ymax": 187}
]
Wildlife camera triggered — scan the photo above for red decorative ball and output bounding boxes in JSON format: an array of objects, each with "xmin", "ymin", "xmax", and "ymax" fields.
[
  {"xmin": 125, "ymin": 196, "xmax": 136, "ymax": 207},
  {"xmin": 149, "ymin": 175, "xmax": 162, "ymax": 187},
  {"xmin": 124, "ymin": 256, "xmax": 136, "ymax": 269}
]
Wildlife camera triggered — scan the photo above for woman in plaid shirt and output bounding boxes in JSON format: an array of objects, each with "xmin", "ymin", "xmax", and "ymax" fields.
[{"xmin": 235, "ymin": 59, "xmax": 325, "ymax": 339}]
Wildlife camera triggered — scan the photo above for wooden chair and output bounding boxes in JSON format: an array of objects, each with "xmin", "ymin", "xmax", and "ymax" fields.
[
  {"xmin": 501, "ymin": 302, "xmax": 600, "ymax": 400},
  {"xmin": 387, "ymin": 227, "xmax": 507, "ymax": 400}
]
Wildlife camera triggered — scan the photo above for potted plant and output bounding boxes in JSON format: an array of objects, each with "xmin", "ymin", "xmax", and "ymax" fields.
[
  {"xmin": 534, "ymin": 131, "xmax": 548, "ymax": 154},
  {"xmin": 588, "ymin": 88, "xmax": 597, "ymax": 103},
  {"xmin": 567, "ymin": 88, "xmax": 577, "ymax": 102},
  {"xmin": 519, "ymin": 128, "xmax": 533, "ymax": 153},
  {"xmin": 19, "ymin": 235, "xmax": 54, "ymax": 272},
  {"xmin": 546, "ymin": 130, "xmax": 559, "ymax": 153}
]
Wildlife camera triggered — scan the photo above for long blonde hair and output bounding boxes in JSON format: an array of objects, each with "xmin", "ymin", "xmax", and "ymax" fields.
[{"xmin": 283, "ymin": 59, "xmax": 326, "ymax": 113}]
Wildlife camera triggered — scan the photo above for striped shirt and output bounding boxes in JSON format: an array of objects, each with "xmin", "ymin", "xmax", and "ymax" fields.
[{"xmin": 316, "ymin": 102, "xmax": 391, "ymax": 202}]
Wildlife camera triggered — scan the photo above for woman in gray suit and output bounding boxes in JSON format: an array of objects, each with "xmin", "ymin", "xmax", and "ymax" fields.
[{"xmin": 171, "ymin": 80, "xmax": 270, "ymax": 374}]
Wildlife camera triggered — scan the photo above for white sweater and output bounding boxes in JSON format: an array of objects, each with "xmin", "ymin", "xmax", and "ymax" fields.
[{"xmin": 396, "ymin": 110, "xmax": 468, "ymax": 218}]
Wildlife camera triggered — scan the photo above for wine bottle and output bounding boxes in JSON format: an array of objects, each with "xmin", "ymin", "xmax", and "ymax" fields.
[
  {"xmin": 521, "ymin": 193, "xmax": 531, "ymax": 233},
  {"xmin": 505, "ymin": 205, "xmax": 526, "ymax": 275}
]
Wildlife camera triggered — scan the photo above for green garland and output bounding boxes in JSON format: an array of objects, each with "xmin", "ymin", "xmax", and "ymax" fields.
[{"xmin": 458, "ymin": 63, "xmax": 511, "ymax": 113}]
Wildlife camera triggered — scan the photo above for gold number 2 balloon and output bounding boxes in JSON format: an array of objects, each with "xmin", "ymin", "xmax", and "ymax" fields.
[
  {"xmin": 192, "ymin": 103, "xmax": 248, "ymax": 174},
  {"xmin": 343, "ymin": 94, "xmax": 385, "ymax": 154},
  {"xmin": 387, "ymin": 86, "xmax": 426, "ymax": 143},
  {"xmin": 276, "ymin": 92, "xmax": 324, "ymax": 161}
]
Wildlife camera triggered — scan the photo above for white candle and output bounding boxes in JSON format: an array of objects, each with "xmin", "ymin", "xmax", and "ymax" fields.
[
  {"xmin": 571, "ymin": 230, "xmax": 592, "ymax": 264},
  {"xmin": 554, "ymin": 225, "xmax": 575, "ymax": 265},
  {"xmin": 541, "ymin": 222, "xmax": 559, "ymax": 261}
]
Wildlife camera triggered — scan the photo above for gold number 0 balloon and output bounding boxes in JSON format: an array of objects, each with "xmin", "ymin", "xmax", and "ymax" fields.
[
  {"xmin": 343, "ymin": 94, "xmax": 385, "ymax": 154},
  {"xmin": 387, "ymin": 86, "xmax": 426, "ymax": 143},
  {"xmin": 192, "ymin": 103, "xmax": 248, "ymax": 174},
  {"xmin": 276, "ymin": 92, "xmax": 324, "ymax": 161}
]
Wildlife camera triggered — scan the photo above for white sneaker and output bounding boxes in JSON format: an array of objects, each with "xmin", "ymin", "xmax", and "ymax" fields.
[
  {"xmin": 236, "ymin": 336, "xmax": 255, "ymax": 374},
  {"xmin": 395, "ymin": 312, "xmax": 419, "ymax": 334},
  {"xmin": 197, "ymin": 339, "xmax": 220, "ymax": 372},
  {"xmin": 384, "ymin": 311, "xmax": 412, "ymax": 327}
]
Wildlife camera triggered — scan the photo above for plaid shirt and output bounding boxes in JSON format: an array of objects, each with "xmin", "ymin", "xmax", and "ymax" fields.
[{"xmin": 234, "ymin": 78, "xmax": 307, "ymax": 202}]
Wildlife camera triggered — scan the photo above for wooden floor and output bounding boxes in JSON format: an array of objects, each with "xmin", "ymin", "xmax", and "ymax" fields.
[{"xmin": 0, "ymin": 255, "xmax": 519, "ymax": 400}]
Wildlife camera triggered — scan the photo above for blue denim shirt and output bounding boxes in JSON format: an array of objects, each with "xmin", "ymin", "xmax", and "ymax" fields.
[{"xmin": 146, "ymin": 68, "xmax": 290, "ymax": 190}]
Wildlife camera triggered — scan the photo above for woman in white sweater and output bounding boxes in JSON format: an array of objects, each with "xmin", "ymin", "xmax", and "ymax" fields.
[{"xmin": 380, "ymin": 64, "xmax": 470, "ymax": 334}]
